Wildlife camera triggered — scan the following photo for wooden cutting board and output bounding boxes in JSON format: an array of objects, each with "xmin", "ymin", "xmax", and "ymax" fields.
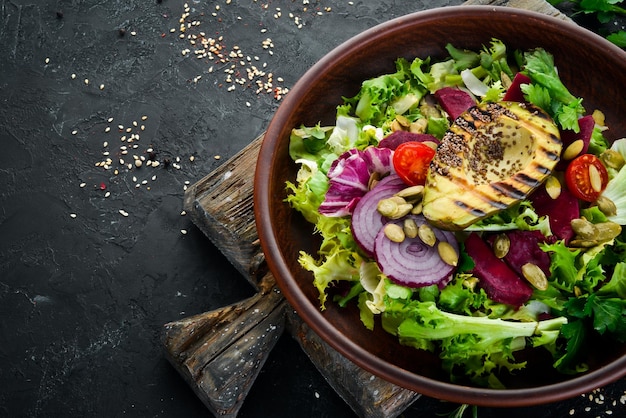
[{"xmin": 161, "ymin": 1, "xmax": 572, "ymax": 417}]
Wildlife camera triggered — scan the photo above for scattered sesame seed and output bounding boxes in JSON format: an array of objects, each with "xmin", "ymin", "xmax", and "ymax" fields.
[
  {"xmin": 71, "ymin": 73, "xmax": 76, "ymax": 79},
  {"xmin": 181, "ymin": 229, "xmax": 188, "ymax": 235},
  {"xmin": 45, "ymin": 57, "xmax": 50, "ymax": 64},
  {"xmin": 180, "ymin": 210, "xmax": 186, "ymax": 216},
  {"xmin": 80, "ymin": 182, "xmax": 86, "ymax": 188},
  {"xmin": 104, "ymin": 191, "xmax": 111, "ymax": 198},
  {"xmin": 99, "ymin": 84, "xmax": 105, "ymax": 90},
  {"xmin": 105, "ymin": 127, "xmax": 111, "ymax": 133},
  {"xmin": 119, "ymin": 209, "xmax": 129, "ymax": 217},
  {"xmin": 70, "ymin": 213, "xmax": 77, "ymax": 218},
  {"xmin": 84, "ymin": 78, "xmax": 89, "ymax": 85}
]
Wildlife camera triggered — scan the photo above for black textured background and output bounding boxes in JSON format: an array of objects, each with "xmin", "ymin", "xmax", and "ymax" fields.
[{"xmin": 1, "ymin": 0, "xmax": 625, "ymax": 417}]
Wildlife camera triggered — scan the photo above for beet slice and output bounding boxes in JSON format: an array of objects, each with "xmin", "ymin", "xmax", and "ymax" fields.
[
  {"xmin": 351, "ymin": 175, "xmax": 406, "ymax": 257},
  {"xmin": 488, "ymin": 230, "xmax": 552, "ymax": 277},
  {"xmin": 502, "ymin": 73, "xmax": 532, "ymax": 102},
  {"xmin": 434, "ymin": 87, "xmax": 476, "ymax": 120},
  {"xmin": 378, "ymin": 131, "xmax": 440, "ymax": 150},
  {"xmin": 465, "ymin": 232, "xmax": 533, "ymax": 308},
  {"xmin": 529, "ymin": 185, "xmax": 579, "ymax": 243},
  {"xmin": 556, "ymin": 115, "xmax": 595, "ymax": 170},
  {"xmin": 374, "ymin": 215, "xmax": 457, "ymax": 288}
]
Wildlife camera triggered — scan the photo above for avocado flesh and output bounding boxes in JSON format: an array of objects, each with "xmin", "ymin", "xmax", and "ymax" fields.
[{"xmin": 422, "ymin": 102, "xmax": 562, "ymax": 230}]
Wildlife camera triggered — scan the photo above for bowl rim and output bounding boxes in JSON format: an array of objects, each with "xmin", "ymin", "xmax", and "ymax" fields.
[{"xmin": 254, "ymin": 5, "xmax": 626, "ymax": 407}]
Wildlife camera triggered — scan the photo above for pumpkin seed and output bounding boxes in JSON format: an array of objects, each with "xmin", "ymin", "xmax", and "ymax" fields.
[
  {"xmin": 570, "ymin": 218, "xmax": 622, "ymax": 246},
  {"xmin": 368, "ymin": 171, "xmax": 381, "ymax": 190},
  {"xmin": 411, "ymin": 202, "xmax": 423, "ymax": 215},
  {"xmin": 384, "ymin": 223, "xmax": 405, "ymax": 243},
  {"xmin": 562, "ymin": 139, "xmax": 584, "ymax": 160},
  {"xmin": 594, "ymin": 221, "xmax": 622, "ymax": 241},
  {"xmin": 403, "ymin": 218, "xmax": 419, "ymax": 239},
  {"xmin": 377, "ymin": 199, "xmax": 398, "ymax": 218},
  {"xmin": 395, "ymin": 185, "xmax": 424, "ymax": 201},
  {"xmin": 600, "ymin": 149, "xmax": 625, "ymax": 171},
  {"xmin": 596, "ymin": 195, "xmax": 617, "ymax": 217},
  {"xmin": 418, "ymin": 224, "xmax": 437, "ymax": 247},
  {"xmin": 438, "ymin": 241, "xmax": 458, "ymax": 266},
  {"xmin": 493, "ymin": 233, "xmax": 510, "ymax": 259},
  {"xmin": 395, "ymin": 114, "xmax": 411, "ymax": 127},
  {"xmin": 544, "ymin": 175, "xmax": 562, "ymax": 200},
  {"xmin": 390, "ymin": 203, "xmax": 413, "ymax": 219},
  {"xmin": 521, "ymin": 263, "xmax": 548, "ymax": 291},
  {"xmin": 592, "ymin": 109, "xmax": 605, "ymax": 126},
  {"xmin": 588, "ymin": 164, "xmax": 602, "ymax": 193},
  {"xmin": 409, "ymin": 118, "xmax": 428, "ymax": 133},
  {"xmin": 571, "ymin": 218, "xmax": 596, "ymax": 240},
  {"xmin": 422, "ymin": 141, "xmax": 439, "ymax": 151}
]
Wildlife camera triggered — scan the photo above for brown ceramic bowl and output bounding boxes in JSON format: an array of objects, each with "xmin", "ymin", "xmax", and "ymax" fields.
[{"xmin": 254, "ymin": 6, "xmax": 626, "ymax": 407}]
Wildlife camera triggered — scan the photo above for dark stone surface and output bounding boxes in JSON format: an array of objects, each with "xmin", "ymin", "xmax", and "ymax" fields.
[{"xmin": 1, "ymin": 0, "xmax": 624, "ymax": 417}]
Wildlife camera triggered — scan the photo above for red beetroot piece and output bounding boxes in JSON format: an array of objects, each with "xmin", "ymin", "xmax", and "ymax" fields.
[
  {"xmin": 529, "ymin": 185, "xmax": 579, "ymax": 243},
  {"xmin": 487, "ymin": 230, "xmax": 552, "ymax": 278},
  {"xmin": 556, "ymin": 115, "xmax": 595, "ymax": 170},
  {"xmin": 465, "ymin": 232, "xmax": 533, "ymax": 308},
  {"xmin": 434, "ymin": 87, "xmax": 476, "ymax": 120},
  {"xmin": 502, "ymin": 73, "xmax": 532, "ymax": 102},
  {"xmin": 378, "ymin": 131, "xmax": 439, "ymax": 150}
]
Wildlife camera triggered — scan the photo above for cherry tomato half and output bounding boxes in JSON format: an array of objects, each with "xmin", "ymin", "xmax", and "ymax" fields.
[
  {"xmin": 564, "ymin": 154, "xmax": 609, "ymax": 202},
  {"xmin": 392, "ymin": 141, "xmax": 436, "ymax": 186}
]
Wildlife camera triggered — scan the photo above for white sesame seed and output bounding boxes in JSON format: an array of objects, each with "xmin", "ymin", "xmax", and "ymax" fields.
[
  {"xmin": 80, "ymin": 182, "xmax": 86, "ymax": 188},
  {"xmin": 45, "ymin": 57, "xmax": 50, "ymax": 64},
  {"xmin": 99, "ymin": 84, "xmax": 105, "ymax": 90},
  {"xmin": 104, "ymin": 191, "xmax": 111, "ymax": 198},
  {"xmin": 105, "ymin": 127, "xmax": 111, "ymax": 133},
  {"xmin": 180, "ymin": 210, "xmax": 186, "ymax": 216},
  {"xmin": 151, "ymin": 175, "xmax": 157, "ymax": 181},
  {"xmin": 84, "ymin": 78, "xmax": 89, "ymax": 85},
  {"xmin": 71, "ymin": 73, "xmax": 76, "ymax": 79},
  {"xmin": 70, "ymin": 213, "xmax": 77, "ymax": 218},
  {"xmin": 72, "ymin": 130, "xmax": 78, "ymax": 135},
  {"xmin": 119, "ymin": 209, "xmax": 129, "ymax": 217},
  {"xmin": 181, "ymin": 229, "xmax": 188, "ymax": 235}
]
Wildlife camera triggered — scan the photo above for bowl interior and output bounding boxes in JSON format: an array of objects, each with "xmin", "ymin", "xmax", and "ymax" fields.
[{"xmin": 254, "ymin": 6, "xmax": 626, "ymax": 407}]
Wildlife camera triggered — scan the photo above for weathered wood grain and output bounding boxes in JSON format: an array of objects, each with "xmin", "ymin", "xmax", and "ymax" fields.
[
  {"xmin": 162, "ymin": 273, "xmax": 285, "ymax": 417},
  {"xmin": 182, "ymin": 137, "xmax": 267, "ymax": 289}
]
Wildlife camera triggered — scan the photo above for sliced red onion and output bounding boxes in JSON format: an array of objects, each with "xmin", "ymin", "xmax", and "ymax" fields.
[
  {"xmin": 351, "ymin": 174, "xmax": 406, "ymax": 257},
  {"xmin": 374, "ymin": 215, "xmax": 458, "ymax": 288}
]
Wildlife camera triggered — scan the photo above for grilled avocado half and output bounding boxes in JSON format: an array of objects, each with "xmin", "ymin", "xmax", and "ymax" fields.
[{"xmin": 422, "ymin": 101, "xmax": 562, "ymax": 230}]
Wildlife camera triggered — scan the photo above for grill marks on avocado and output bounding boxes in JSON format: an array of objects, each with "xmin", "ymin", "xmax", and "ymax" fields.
[{"xmin": 422, "ymin": 102, "xmax": 563, "ymax": 230}]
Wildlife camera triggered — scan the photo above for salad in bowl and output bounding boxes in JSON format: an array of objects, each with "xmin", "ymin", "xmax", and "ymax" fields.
[
  {"xmin": 285, "ymin": 38, "xmax": 626, "ymax": 388},
  {"xmin": 254, "ymin": 6, "xmax": 626, "ymax": 406}
]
